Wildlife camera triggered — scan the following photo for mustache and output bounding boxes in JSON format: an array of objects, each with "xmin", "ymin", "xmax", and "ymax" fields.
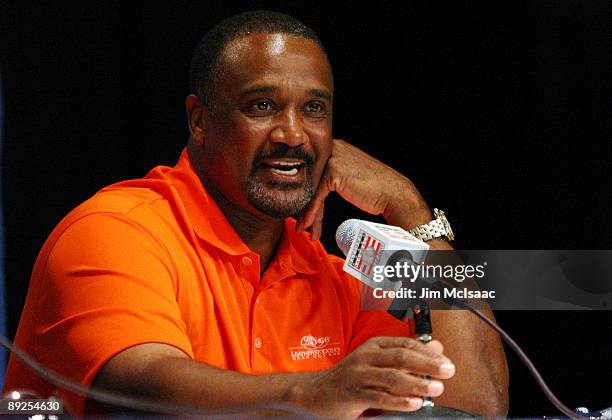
[{"xmin": 253, "ymin": 146, "xmax": 315, "ymax": 167}]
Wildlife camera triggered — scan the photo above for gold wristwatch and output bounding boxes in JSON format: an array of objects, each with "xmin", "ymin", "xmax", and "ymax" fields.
[{"xmin": 408, "ymin": 208, "xmax": 455, "ymax": 242}]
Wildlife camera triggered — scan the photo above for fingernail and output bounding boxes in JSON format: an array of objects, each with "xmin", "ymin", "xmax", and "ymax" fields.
[
  {"xmin": 406, "ymin": 397, "xmax": 423, "ymax": 409},
  {"xmin": 428, "ymin": 381, "xmax": 444, "ymax": 395},
  {"xmin": 439, "ymin": 363, "xmax": 455, "ymax": 377}
]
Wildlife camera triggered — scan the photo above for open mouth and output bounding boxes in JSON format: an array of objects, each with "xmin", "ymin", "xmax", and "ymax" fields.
[{"xmin": 259, "ymin": 160, "xmax": 305, "ymax": 176}]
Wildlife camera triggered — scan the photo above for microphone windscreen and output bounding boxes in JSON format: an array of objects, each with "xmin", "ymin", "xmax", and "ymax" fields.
[{"xmin": 335, "ymin": 219, "xmax": 360, "ymax": 256}]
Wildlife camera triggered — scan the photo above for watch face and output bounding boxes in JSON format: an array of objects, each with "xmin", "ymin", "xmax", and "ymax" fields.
[
  {"xmin": 435, "ymin": 208, "xmax": 454, "ymax": 241},
  {"xmin": 444, "ymin": 218, "xmax": 454, "ymax": 241}
]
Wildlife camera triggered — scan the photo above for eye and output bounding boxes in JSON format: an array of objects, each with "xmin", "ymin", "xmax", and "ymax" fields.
[
  {"xmin": 255, "ymin": 100, "xmax": 272, "ymax": 111},
  {"xmin": 305, "ymin": 101, "xmax": 326, "ymax": 115},
  {"xmin": 242, "ymin": 99, "xmax": 276, "ymax": 117}
]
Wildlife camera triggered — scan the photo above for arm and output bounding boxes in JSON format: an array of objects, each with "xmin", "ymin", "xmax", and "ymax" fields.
[
  {"xmin": 298, "ymin": 139, "xmax": 509, "ymax": 416},
  {"xmin": 88, "ymin": 343, "xmax": 308, "ymax": 414},
  {"xmin": 40, "ymin": 208, "xmax": 454, "ymax": 418},
  {"xmin": 429, "ymin": 298, "xmax": 509, "ymax": 416},
  {"xmin": 385, "ymin": 212, "xmax": 509, "ymax": 416},
  {"xmin": 90, "ymin": 338, "xmax": 455, "ymax": 419}
]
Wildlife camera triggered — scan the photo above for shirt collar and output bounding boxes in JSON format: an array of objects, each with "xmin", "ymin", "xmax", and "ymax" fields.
[{"xmin": 163, "ymin": 148, "xmax": 320, "ymax": 275}]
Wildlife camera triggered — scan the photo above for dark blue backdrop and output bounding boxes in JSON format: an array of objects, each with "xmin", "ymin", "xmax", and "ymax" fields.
[{"xmin": 0, "ymin": 77, "xmax": 6, "ymax": 388}]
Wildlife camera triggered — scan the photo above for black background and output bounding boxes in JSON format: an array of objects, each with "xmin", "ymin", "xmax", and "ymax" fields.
[{"xmin": 1, "ymin": 1, "xmax": 611, "ymax": 417}]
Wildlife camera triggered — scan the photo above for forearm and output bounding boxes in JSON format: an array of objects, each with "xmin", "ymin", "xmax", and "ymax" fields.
[
  {"xmin": 431, "ymin": 309, "xmax": 509, "ymax": 416},
  {"xmin": 132, "ymin": 358, "xmax": 311, "ymax": 408},
  {"xmin": 89, "ymin": 346, "xmax": 314, "ymax": 415},
  {"xmin": 89, "ymin": 338, "xmax": 457, "ymax": 419},
  {"xmin": 383, "ymin": 190, "xmax": 509, "ymax": 416}
]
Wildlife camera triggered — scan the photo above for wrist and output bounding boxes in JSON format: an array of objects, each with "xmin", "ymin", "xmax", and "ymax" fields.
[
  {"xmin": 384, "ymin": 196, "xmax": 455, "ymax": 251},
  {"xmin": 381, "ymin": 179, "xmax": 433, "ymax": 229},
  {"xmin": 427, "ymin": 237, "xmax": 454, "ymax": 250},
  {"xmin": 284, "ymin": 372, "xmax": 320, "ymax": 409},
  {"xmin": 384, "ymin": 200, "xmax": 433, "ymax": 231}
]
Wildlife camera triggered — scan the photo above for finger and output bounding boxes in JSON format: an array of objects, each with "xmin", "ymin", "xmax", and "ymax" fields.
[
  {"xmin": 300, "ymin": 175, "xmax": 333, "ymax": 231},
  {"xmin": 371, "ymin": 346, "xmax": 454, "ymax": 379},
  {"xmin": 352, "ymin": 388, "xmax": 423, "ymax": 412},
  {"xmin": 364, "ymin": 337, "xmax": 454, "ymax": 379},
  {"xmin": 310, "ymin": 202, "xmax": 325, "ymax": 241},
  {"xmin": 301, "ymin": 192, "xmax": 327, "ymax": 232},
  {"xmin": 426, "ymin": 339, "xmax": 444, "ymax": 355},
  {"xmin": 372, "ymin": 337, "xmax": 446, "ymax": 360},
  {"xmin": 370, "ymin": 336, "xmax": 431, "ymax": 350},
  {"xmin": 359, "ymin": 367, "xmax": 445, "ymax": 398}
]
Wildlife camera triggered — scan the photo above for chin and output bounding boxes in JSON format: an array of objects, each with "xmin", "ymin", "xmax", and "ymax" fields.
[{"xmin": 248, "ymin": 185, "xmax": 312, "ymax": 219}]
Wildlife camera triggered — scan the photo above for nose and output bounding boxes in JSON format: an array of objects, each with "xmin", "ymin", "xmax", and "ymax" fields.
[{"xmin": 270, "ymin": 107, "xmax": 308, "ymax": 147}]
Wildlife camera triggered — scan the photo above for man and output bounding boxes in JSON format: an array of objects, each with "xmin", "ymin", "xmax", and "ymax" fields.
[{"xmin": 4, "ymin": 11, "xmax": 508, "ymax": 418}]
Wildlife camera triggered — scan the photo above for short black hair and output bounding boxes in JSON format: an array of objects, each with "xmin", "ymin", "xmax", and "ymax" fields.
[{"xmin": 189, "ymin": 10, "xmax": 331, "ymax": 109}]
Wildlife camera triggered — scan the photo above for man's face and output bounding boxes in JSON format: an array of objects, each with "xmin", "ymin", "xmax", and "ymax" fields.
[{"xmin": 198, "ymin": 33, "xmax": 333, "ymax": 219}]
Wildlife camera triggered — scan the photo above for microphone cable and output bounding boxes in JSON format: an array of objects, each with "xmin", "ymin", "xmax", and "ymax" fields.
[
  {"xmin": 456, "ymin": 300, "xmax": 580, "ymax": 418},
  {"xmin": 1, "ymin": 307, "xmax": 610, "ymax": 418},
  {"xmin": 449, "ymin": 297, "xmax": 610, "ymax": 419},
  {"xmin": 0, "ymin": 334, "xmax": 314, "ymax": 418},
  {"xmin": 1, "ymin": 300, "xmax": 610, "ymax": 418},
  {"xmin": 406, "ymin": 277, "xmax": 611, "ymax": 418}
]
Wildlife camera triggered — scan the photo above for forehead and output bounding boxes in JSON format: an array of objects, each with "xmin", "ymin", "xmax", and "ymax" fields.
[{"xmin": 217, "ymin": 33, "xmax": 333, "ymax": 95}]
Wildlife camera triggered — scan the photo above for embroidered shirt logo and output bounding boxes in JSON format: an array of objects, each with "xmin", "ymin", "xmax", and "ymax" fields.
[{"xmin": 290, "ymin": 335, "xmax": 342, "ymax": 361}]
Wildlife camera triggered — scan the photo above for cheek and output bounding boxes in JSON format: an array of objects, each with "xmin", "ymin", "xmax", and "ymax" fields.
[
  {"xmin": 224, "ymin": 117, "xmax": 270, "ymax": 159},
  {"xmin": 201, "ymin": 141, "xmax": 251, "ymax": 194},
  {"xmin": 307, "ymin": 121, "xmax": 333, "ymax": 155},
  {"xmin": 206, "ymin": 121, "xmax": 262, "ymax": 169}
]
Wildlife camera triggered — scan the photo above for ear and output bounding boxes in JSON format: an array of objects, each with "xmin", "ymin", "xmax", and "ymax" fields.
[{"xmin": 186, "ymin": 94, "xmax": 206, "ymax": 146}]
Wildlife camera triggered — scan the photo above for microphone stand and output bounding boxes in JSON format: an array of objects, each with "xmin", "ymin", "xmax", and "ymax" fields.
[{"xmin": 413, "ymin": 300, "xmax": 435, "ymax": 409}]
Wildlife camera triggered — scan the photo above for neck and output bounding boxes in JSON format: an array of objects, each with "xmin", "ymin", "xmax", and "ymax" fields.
[
  {"xmin": 206, "ymin": 180, "xmax": 285, "ymax": 271},
  {"xmin": 188, "ymin": 143, "xmax": 284, "ymax": 272}
]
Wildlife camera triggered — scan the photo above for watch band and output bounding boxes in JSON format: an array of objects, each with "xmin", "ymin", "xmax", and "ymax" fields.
[
  {"xmin": 409, "ymin": 208, "xmax": 454, "ymax": 242},
  {"xmin": 409, "ymin": 219, "xmax": 447, "ymax": 241}
]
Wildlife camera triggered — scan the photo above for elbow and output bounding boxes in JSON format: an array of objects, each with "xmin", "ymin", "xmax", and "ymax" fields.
[
  {"xmin": 489, "ymin": 393, "xmax": 510, "ymax": 418},
  {"xmin": 484, "ymin": 343, "xmax": 510, "ymax": 417},
  {"xmin": 497, "ymin": 385, "xmax": 510, "ymax": 417},
  {"xmin": 480, "ymin": 384, "xmax": 510, "ymax": 417}
]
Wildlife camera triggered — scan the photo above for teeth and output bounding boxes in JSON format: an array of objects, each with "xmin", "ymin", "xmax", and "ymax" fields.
[
  {"xmin": 270, "ymin": 161, "xmax": 301, "ymax": 167},
  {"xmin": 271, "ymin": 168, "xmax": 298, "ymax": 176}
]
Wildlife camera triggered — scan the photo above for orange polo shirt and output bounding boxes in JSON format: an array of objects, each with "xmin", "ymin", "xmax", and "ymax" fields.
[{"xmin": 4, "ymin": 148, "xmax": 412, "ymax": 415}]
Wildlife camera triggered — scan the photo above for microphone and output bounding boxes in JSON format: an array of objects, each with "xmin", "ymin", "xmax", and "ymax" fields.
[
  {"xmin": 335, "ymin": 219, "xmax": 463, "ymax": 318},
  {"xmin": 336, "ymin": 219, "xmax": 439, "ymax": 407},
  {"xmin": 335, "ymin": 219, "xmax": 429, "ymax": 291}
]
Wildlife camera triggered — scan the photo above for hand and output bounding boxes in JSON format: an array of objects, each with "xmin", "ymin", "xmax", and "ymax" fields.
[
  {"xmin": 297, "ymin": 139, "xmax": 432, "ymax": 240},
  {"xmin": 287, "ymin": 336, "xmax": 456, "ymax": 419}
]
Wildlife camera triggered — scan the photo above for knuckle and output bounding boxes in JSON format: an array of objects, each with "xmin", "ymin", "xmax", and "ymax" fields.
[
  {"xmin": 350, "ymin": 350, "xmax": 367, "ymax": 365},
  {"xmin": 385, "ymin": 372, "xmax": 398, "ymax": 389},
  {"xmin": 394, "ymin": 349, "xmax": 410, "ymax": 366},
  {"xmin": 365, "ymin": 336, "xmax": 382, "ymax": 347},
  {"xmin": 415, "ymin": 378, "xmax": 430, "ymax": 395},
  {"xmin": 375, "ymin": 392, "xmax": 388, "ymax": 406},
  {"xmin": 402, "ymin": 338, "xmax": 418, "ymax": 349},
  {"xmin": 387, "ymin": 371, "xmax": 405, "ymax": 389},
  {"xmin": 358, "ymin": 350, "xmax": 375, "ymax": 364},
  {"xmin": 427, "ymin": 358, "xmax": 443, "ymax": 374}
]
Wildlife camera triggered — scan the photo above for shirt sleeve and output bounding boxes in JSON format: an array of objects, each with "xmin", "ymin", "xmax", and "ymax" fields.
[{"xmin": 33, "ymin": 212, "xmax": 194, "ymax": 415}]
